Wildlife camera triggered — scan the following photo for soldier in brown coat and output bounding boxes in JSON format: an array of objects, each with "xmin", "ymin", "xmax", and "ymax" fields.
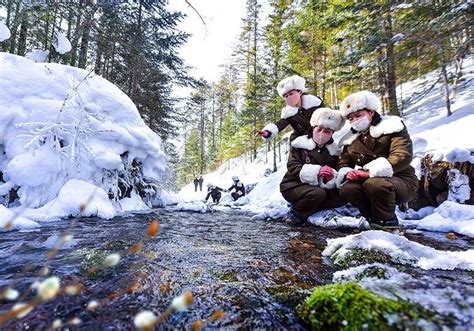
[
  {"xmin": 258, "ymin": 75, "xmax": 324, "ymax": 142},
  {"xmin": 280, "ymin": 108, "xmax": 346, "ymax": 225},
  {"xmin": 336, "ymin": 91, "xmax": 418, "ymax": 228}
]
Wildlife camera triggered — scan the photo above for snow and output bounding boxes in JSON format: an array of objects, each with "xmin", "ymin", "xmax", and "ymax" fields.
[
  {"xmin": 334, "ymin": 263, "xmax": 474, "ymax": 327},
  {"xmin": 0, "ymin": 205, "xmax": 39, "ymax": 230},
  {"xmin": 52, "ymin": 32, "xmax": 72, "ymax": 54},
  {"xmin": 323, "ymin": 230, "xmax": 474, "ymax": 270},
  {"xmin": 402, "ymin": 201, "xmax": 474, "ymax": 237},
  {"xmin": 0, "ymin": 21, "xmax": 11, "ymax": 42},
  {"xmin": 25, "ymin": 49, "xmax": 49, "ymax": 63},
  {"xmin": 0, "ymin": 52, "xmax": 167, "ymax": 228}
]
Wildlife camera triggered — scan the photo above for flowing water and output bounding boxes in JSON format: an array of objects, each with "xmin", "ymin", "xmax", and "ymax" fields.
[{"xmin": 0, "ymin": 208, "xmax": 472, "ymax": 330}]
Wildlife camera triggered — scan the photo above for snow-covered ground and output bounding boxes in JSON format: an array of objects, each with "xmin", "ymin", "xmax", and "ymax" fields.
[
  {"xmin": 175, "ymin": 56, "xmax": 474, "ymax": 238},
  {"xmin": 0, "ymin": 52, "xmax": 168, "ymax": 226}
]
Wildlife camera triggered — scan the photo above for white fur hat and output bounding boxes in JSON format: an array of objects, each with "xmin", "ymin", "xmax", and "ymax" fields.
[
  {"xmin": 276, "ymin": 75, "xmax": 305, "ymax": 97},
  {"xmin": 310, "ymin": 108, "xmax": 345, "ymax": 132},
  {"xmin": 339, "ymin": 90, "xmax": 381, "ymax": 117},
  {"xmin": 232, "ymin": 175, "xmax": 239, "ymax": 181}
]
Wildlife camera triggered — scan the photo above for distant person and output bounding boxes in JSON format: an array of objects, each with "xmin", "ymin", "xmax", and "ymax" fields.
[
  {"xmin": 198, "ymin": 175, "xmax": 204, "ymax": 191},
  {"xmin": 204, "ymin": 183, "xmax": 224, "ymax": 204},
  {"xmin": 228, "ymin": 176, "xmax": 245, "ymax": 201},
  {"xmin": 193, "ymin": 177, "xmax": 199, "ymax": 192},
  {"xmin": 258, "ymin": 75, "xmax": 324, "ymax": 142},
  {"xmin": 336, "ymin": 90, "xmax": 418, "ymax": 228},
  {"xmin": 280, "ymin": 108, "xmax": 346, "ymax": 225}
]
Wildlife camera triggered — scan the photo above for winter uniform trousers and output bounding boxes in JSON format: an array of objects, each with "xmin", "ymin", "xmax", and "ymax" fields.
[
  {"xmin": 337, "ymin": 115, "xmax": 418, "ymax": 222},
  {"xmin": 281, "ymin": 185, "xmax": 343, "ymax": 220}
]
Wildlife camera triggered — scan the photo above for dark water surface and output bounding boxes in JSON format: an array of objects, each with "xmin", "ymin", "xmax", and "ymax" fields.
[
  {"xmin": 0, "ymin": 208, "xmax": 472, "ymax": 330},
  {"xmin": 0, "ymin": 209, "xmax": 351, "ymax": 330}
]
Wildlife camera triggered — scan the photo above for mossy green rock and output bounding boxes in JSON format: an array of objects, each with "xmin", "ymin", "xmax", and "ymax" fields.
[{"xmin": 296, "ymin": 282, "xmax": 434, "ymax": 330}]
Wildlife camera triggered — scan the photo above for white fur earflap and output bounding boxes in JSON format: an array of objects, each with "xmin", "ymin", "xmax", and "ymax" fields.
[
  {"xmin": 318, "ymin": 168, "xmax": 338, "ymax": 190},
  {"xmin": 291, "ymin": 136, "xmax": 316, "ymax": 150},
  {"xmin": 340, "ymin": 90, "xmax": 380, "ymax": 118},
  {"xmin": 299, "ymin": 164, "xmax": 321, "ymax": 186},
  {"xmin": 310, "ymin": 107, "xmax": 345, "ymax": 131},
  {"xmin": 281, "ymin": 105, "xmax": 299, "ymax": 119},
  {"xmin": 261, "ymin": 123, "xmax": 279, "ymax": 141},
  {"xmin": 301, "ymin": 94, "xmax": 322, "ymax": 109},
  {"xmin": 369, "ymin": 116, "xmax": 405, "ymax": 138},
  {"xmin": 277, "ymin": 75, "xmax": 305, "ymax": 97},
  {"xmin": 363, "ymin": 157, "xmax": 394, "ymax": 177},
  {"xmin": 336, "ymin": 167, "xmax": 353, "ymax": 188}
]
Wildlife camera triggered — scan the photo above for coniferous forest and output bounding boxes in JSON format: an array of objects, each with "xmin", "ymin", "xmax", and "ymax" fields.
[{"xmin": 1, "ymin": 0, "xmax": 471, "ymax": 189}]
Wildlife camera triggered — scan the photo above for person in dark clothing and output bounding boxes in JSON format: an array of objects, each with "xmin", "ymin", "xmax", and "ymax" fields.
[
  {"xmin": 258, "ymin": 75, "xmax": 324, "ymax": 142},
  {"xmin": 198, "ymin": 176, "xmax": 204, "ymax": 191},
  {"xmin": 280, "ymin": 108, "xmax": 346, "ymax": 225},
  {"xmin": 193, "ymin": 177, "xmax": 199, "ymax": 192},
  {"xmin": 336, "ymin": 90, "xmax": 418, "ymax": 229},
  {"xmin": 228, "ymin": 176, "xmax": 245, "ymax": 201},
  {"xmin": 204, "ymin": 184, "xmax": 224, "ymax": 203}
]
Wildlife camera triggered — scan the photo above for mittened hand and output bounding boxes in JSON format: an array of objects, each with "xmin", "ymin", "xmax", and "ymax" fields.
[
  {"xmin": 346, "ymin": 170, "xmax": 369, "ymax": 181},
  {"xmin": 257, "ymin": 130, "xmax": 271, "ymax": 138},
  {"xmin": 319, "ymin": 165, "xmax": 334, "ymax": 181}
]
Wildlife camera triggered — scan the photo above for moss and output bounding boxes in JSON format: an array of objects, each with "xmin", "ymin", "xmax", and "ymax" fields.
[
  {"xmin": 296, "ymin": 282, "xmax": 436, "ymax": 330},
  {"xmin": 214, "ymin": 271, "xmax": 239, "ymax": 282},
  {"xmin": 76, "ymin": 248, "xmax": 111, "ymax": 279},
  {"xmin": 266, "ymin": 285, "xmax": 312, "ymax": 307},
  {"xmin": 103, "ymin": 240, "xmax": 128, "ymax": 251},
  {"xmin": 333, "ymin": 248, "xmax": 396, "ymax": 268}
]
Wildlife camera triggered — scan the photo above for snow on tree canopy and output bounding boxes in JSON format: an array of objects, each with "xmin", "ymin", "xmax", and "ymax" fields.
[
  {"xmin": 0, "ymin": 52, "xmax": 167, "ymax": 220},
  {"xmin": 52, "ymin": 32, "xmax": 72, "ymax": 54}
]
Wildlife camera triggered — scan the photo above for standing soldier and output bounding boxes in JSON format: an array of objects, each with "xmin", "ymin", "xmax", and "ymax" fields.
[
  {"xmin": 193, "ymin": 177, "xmax": 199, "ymax": 192},
  {"xmin": 198, "ymin": 175, "xmax": 204, "ymax": 191},
  {"xmin": 336, "ymin": 91, "xmax": 418, "ymax": 229},
  {"xmin": 258, "ymin": 75, "xmax": 324, "ymax": 142}
]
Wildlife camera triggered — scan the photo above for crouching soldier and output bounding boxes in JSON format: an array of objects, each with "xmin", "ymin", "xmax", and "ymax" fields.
[
  {"xmin": 280, "ymin": 108, "xmax": 346, "ymax": 225},
  {"xmin": 258, "ymin": 75, "xmax": 324, "ymax": 142},
  {"xmin": 204, "ymin": 184, "xmax": 224, "ymax": 204},
  {"xmin": 336, "ymin": 90, "xmax": 418, "ymax": 228},
  {"xmin": 228, "ymin": 176, "xmax": 245, "ymax": 201}
]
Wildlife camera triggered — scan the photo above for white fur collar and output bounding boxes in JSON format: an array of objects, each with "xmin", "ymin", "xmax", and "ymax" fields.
[
  {"xmin": 369, "ymin": 116, "xmax": 405, "ymax": 138},
  {"xmin": 301, "ymin": 94, "xmax": 322, "ymax": 109},
  {"xmin": 281, "ymin": 105, "xmax": 298, "ymax": 119},
  {"xmin": 291, "ymin": 137, "xmax": 339, "ymax": 156},
  {"xmin": 339, "ymin": 116, "xmax": 405, "ymax": 146},
  {"xmin": 291, "ymin": 136, "xmax": 315, "ymax": 150},
  {"xmin": 280, "ymin": 94, "xmax": 322, "ymax": 119}
]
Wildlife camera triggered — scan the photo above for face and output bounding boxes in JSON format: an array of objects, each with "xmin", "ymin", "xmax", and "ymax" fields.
[
  {"xmin": 283, "ymin": 90, "xmax": 303, "ymax": 107},
  {"xmin": 312, "ymin": 126, "xmax": 333, "ymax": 146},
  {"xmin": 347, "ymin": 109, "xmax": 374, "ymax": 123}
]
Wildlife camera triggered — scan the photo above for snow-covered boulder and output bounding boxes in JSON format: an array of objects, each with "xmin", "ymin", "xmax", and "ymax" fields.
[{"xmin": 0, "ymin": 52, "xmax": 167, "ymax": 220}]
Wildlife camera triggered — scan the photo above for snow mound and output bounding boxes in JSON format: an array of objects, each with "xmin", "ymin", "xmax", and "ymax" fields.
[
  {"xmin": 323, "ymin": 230, "xmax": 474, "ymax": 270},
  {"xmin": 403, "ymin": 201, "xmax": 474, "ymax": 237},
  {"xmin": 0, "ymin": 53, "xmax": 167, "ymax": 220},
  {"xmin": 0, "ymin": 205, "xmax": 39, "ymax": 230}
]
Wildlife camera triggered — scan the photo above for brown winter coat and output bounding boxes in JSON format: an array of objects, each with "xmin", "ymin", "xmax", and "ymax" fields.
[
  {"xmin": 337, "ymin": 115, "xmax": 418, "ymax": 221},
  {"xmin": 280, "ymin": 136, "xmax": 345, "ymax": 220},
  {"xmin": 263, "ymin": 94, "xmax": 324, "ymax": 141}
]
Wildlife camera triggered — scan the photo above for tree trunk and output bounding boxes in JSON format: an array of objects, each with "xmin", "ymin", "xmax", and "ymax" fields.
[
  {"xmin": 8, "ymin": 1, "xmax": 21, "ymax": 54},
  {"xmin": 384, "ymin": 13, "xmax": 399, "ymax": 116},
  {"xmin": 78, "ymin": 4, "xmax": 95, "ymax": 68},
  {"xmin": 437, "ymin": 42, "xmax": 452, "ymax": 117},
  {"xmin": 17, "ymin": 12, "xmax": 27, "ymax": 56}
]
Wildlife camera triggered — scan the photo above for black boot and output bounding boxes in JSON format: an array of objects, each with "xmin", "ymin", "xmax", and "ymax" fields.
[
  {"xmin": 370, "ymin": 215, "xmax": 399, "ymax": 230},
  {"xmin": 284, "ymin": 210, "xmax": 305, "ymax": 226}
]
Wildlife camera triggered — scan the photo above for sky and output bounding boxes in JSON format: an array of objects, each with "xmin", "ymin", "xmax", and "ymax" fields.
[{"xmin": 167, "ymin": 0, "xmax": 247, "ymax": 98}]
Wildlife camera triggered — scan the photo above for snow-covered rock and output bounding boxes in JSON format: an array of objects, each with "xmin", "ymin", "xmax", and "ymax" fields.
[
  {"xmin": 0, "ymin": 52, "xmax": 167, "ymax": 224},
  {"xmin": 323, "ymin": 230, "xmax": 474, "ymax": 271}
]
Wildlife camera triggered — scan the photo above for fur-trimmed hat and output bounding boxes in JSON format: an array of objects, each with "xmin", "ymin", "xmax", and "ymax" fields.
[
  {"xmin": 276, "ymin": 75, "xmax": 305, "ymax": 97},
  {"xmin": 340, "ymin": 90, "xmax": 381, "ymax": 117},
  {"xmin": 310, "ymin": 108, "xmax": 345, "ymax": 131},
  {"xmin": 232, "ymin": 175, "xmax": 239, "ymax": 181}
]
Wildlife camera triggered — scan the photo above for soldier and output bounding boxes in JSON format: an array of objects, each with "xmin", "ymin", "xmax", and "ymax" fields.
[
  {"xmin": 336, "ymin": 90, "xmax": 418, "ymax": 228},
  {"xmin": 193, "ymin": 177, "xmax": 199, "ymax": 192},
  {"xmin": 280, "ymin": 108, "xmax": 346, "ymax": 225},
  {"xmin": 258, "ymin": 75, "xmax": 324, "ymax": 142},
  {"xmin": 204, "ymin": 183, "xmax": 224, "ymax": 204},
  {"xmin": 228, "ymin": 176, "xmax": 245, "ymax": 201}
]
